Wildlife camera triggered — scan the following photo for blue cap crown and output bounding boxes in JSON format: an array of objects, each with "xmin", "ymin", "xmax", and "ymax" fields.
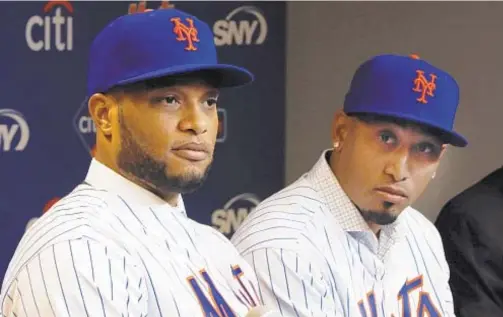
[
  {"xmin": 87, "ymin": 8, "xmax": 254, "ymax": 96},
  {"xmin": 344, "ymin": 54, "xmax": 467, "ymax": 147}
]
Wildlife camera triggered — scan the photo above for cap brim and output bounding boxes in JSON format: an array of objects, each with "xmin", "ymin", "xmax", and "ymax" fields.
[
  {"xmin": 346, "ymin": 110, "xmax": 468, "ymax": 147},
  {"xmin": 115, "ymin": 63, "xmax": 254, "ymax": 89}
]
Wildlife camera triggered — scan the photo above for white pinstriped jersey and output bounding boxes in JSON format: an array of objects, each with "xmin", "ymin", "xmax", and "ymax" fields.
[
  {"xmin": 231, "ymin": 150, "xmax": 455, "ymax": 317},
  {"xmin": 1, "ymin": 159, "xmax": 261, "ymax": 317}
]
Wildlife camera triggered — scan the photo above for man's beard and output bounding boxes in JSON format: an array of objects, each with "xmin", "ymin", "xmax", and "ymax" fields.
[
  {"xmin": 359, "ymin": 202, "xmax": 399, "ymax": 225},
  {"xmin": 116, "ymin": 113, "xmax": 212, "ymax": 196}
]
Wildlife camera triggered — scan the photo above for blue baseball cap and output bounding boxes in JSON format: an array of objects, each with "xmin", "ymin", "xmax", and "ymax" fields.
[
  {"xmin": 86, "ymin": 8, "xmax": 254, "ymax": 96},
  {"xmin": 344, "ymin": 54, "xmax": 467, "ymax": 147}
]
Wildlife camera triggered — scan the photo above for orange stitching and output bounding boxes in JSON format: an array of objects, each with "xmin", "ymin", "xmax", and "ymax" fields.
[
  {"xmin": 413, "ymin": 70, "xmax": 437, "ymax": 104},
  {"xmin": 128, "ymin": 1, "xmax": 174, "ymax": 14},
  {"xmin": 171, "ymin": 17, "xmax": 200, "ymax": 51}
]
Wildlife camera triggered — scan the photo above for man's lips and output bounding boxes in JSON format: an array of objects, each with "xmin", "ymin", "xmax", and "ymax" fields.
[
  {"xmin": 374, "ymin": 185, "xmax": 408, "ymax": 204},
  {"xmin": 171, "ymin": 143, "xmax": 209, "ymax": 161}
]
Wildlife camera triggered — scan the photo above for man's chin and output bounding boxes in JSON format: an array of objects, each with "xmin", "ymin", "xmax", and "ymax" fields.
[
  {"xmin": 172, "ymin": 183, "xmax": 202, "ymax": 194},
  {"xmin": 177, "ymin": 176, "xmax": 206, "ymax": 193},
  {"xmin": 162, "ymin": 166, "xmax": 211, "ymax": 194},
  {"xmin": 359, "ymin": 208, "xmax": 401, "ymax": 226}
]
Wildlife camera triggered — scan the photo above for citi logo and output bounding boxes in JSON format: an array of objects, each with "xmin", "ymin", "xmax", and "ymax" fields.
[{"xmin": 25, "ymin": 0, "xmax": 74, "ymax": 52}]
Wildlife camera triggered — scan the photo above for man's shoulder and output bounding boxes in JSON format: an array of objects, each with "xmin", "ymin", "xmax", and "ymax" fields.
[
  {"xmin": 402, "ymin": 205, "xmax": 433, "ymax": 223},
  {"xmin": 28, "ymin": 182, "xmax": 115, "ymax": 236},
  {"xmin": 232, "ymin": 176, "xmax": 329, "ymax": 255},
  {"xmin": 254, "ymin": 176, "xmax": 322, "ymax": 218},
  {"xmin": 24, "ymin": 184, "xmax": 105, "ymax": 240},
  {"xmin": 4, "ymin": 183, "xmax": 131, "ymax": 283},
  {"xmin": 401, "ymin": 206, "xmax": 443, "ymax": 245}
]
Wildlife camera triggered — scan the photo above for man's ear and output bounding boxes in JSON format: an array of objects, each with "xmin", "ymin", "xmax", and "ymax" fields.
[
  {"xmin": 439, "ymin": 144, "xmax": 448, "ymax": 159},
  {"xmin": 88, "ymin": 93, "xmax": 116, "ymax": 136},
  {"xmin": 331, "ymin": 110, "xmax": 352, "ymax": 151}
]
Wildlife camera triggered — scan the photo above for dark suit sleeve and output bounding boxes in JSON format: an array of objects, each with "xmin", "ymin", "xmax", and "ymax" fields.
[{"xmin": 435, "ymin": 197, "xmax": 503, "ymax": 317}]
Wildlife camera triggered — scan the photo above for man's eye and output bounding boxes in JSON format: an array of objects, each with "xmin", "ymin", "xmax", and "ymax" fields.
[
  {"xmin": 161, "ymin": 96, "xmax": 180, "ymax": 108},
  {"xmin": 205, "ymin": 97, "xmax": 218, "ymax": 108},
  {"xmin": 416, "ymin": 143, "xmax": 434, "ymax": 154},
  {"xmin": 379, "ymin": 131, "xmax": 396, "ymax": 144},
  {"xmin": 164, "ymin": 96, "xmax": 177, "ymax": 104}
]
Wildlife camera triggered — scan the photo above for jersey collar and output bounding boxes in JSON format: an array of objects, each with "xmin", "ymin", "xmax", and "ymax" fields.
[
  {"xmin": 307, "ymin": 150, "xmax": 402, "ymax": 235},
  {"xmin": 84, "ymin": 158, "xmax": 186, "ymax": 214}
]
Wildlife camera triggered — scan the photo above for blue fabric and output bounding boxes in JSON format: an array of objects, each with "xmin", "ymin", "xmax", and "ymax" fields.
[
  {"xmin": 87, "ymin": 8, "xmax": 253, "ymax": 95},
  {"xmin": 344, "ymin": 54, "xmax": 467, "ymax": 147}
]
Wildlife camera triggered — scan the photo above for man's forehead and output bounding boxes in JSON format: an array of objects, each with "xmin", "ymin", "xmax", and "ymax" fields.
[
  {"xmin": 110, "ymin": 72, "xmax": 221, "ymax": 95},
  {"xmin": 144, "ymin": 71, "xmax": 222, "ymax": 90},
  {"xmin": 352, "ymin": 114, "xmax": 446, "ymax": 144}
]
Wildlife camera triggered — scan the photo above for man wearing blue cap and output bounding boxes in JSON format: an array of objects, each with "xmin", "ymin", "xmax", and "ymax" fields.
[
  {"xmin": 0, "ymin": 7, "xmax": 274, "ymax": 317},
  {"xmin": 232, "ymin": 54, "xmax": 466, "ymax": 316}
]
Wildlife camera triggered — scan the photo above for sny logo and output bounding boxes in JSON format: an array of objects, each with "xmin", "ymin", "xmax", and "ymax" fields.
[
  {"xmin": 212, "ymin": 193, "xmax": 260, "ymax": 237},
  {"xmin": 25, "ymin": 0, "xmax": 73, "ymax": 52},
  {"xmin": 214, "ymin": 6, "xmax": 268, "ymax": 47},
  {"xmin": 412, "ymin": 70, "xmax": 437, "ymax": 104},
  {"xmin": 171, "ymin": 17, "xmax": 199, "ymax": 51},
  {"xmin": 0, "ymin": 109, "xmax": 30, "ymax": 152}
]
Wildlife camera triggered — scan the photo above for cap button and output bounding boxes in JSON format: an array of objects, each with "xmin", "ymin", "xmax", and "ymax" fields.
[{"xmin": 409, "ymin": 54, "xmax": 420, "ymax": 60}]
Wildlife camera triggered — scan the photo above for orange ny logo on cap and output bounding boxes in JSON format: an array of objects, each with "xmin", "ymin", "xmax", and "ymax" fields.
[
  {"xmin": 171, "ymin": 17, "xmax": 199, "ymax": 51},
  {"xmin": 413, "ymin": 70, "xmax": 437, "ymax": 104}
]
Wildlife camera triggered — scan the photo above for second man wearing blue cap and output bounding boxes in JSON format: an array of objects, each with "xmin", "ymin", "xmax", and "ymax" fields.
[{"xmin": 232, "ymin": 54, "xmax": 466, "ymax": 316}]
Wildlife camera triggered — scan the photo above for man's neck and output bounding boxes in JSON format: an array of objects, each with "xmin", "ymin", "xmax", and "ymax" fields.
[
  {"xmin": 94, "ymin": 155, "xmax": 180, "ymax": 207},
  {"xmin": 162, "ymin": 192, "xmax": 180, "ymax": 207},
  {"xmin": 367, "ymin": 222, "xmax": 382, "ymax": 237},
  {"xmin": 124, "ymin": 172, "xmax": 180, "ymax": 207}
]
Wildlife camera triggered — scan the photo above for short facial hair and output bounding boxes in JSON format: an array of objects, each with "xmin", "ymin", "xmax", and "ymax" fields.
[
  {"xmin": 116, "ymin": 107, "xmax": 212, "ymax": 196},
  {"xmin": 358, "ymin": 203, "xmax": 399, "ymax": 226}
]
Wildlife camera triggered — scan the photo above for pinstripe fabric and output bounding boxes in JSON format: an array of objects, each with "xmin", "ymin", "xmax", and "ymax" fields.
[
  {"xmin": 1, "ymin": 159, "xmax": 261, "ymax": 317},
  {"xmin": 232, "ymin": 150, "xmax": 455, "ymax": 317}
]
